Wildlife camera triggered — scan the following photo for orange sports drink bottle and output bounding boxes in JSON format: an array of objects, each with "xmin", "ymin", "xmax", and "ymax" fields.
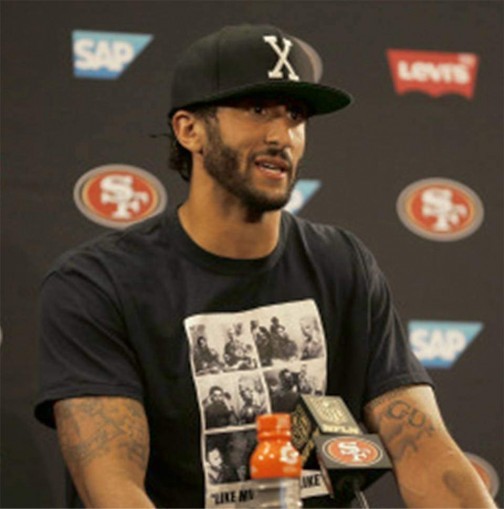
[{"xmin": 250, "ymin": 413, "xmax": 302, "ymax": 508}]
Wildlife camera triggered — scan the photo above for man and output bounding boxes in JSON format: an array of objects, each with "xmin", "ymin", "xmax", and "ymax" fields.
[
  {"xmin": 223, "ymin": 325, "xmax": 257, "ymax": 370},
  {"xmin": 193, "ymin": 333, "xmax": 222, "ymax": 375},
  {"xmin": 35, "ymin": 24, "xmax": 495, "ymax": 508},
  {"xmin": 270, "ymin": 368, "xmax": 301, "ymax": 413},
  {"xmin": 237, "ymin": 375, "xmax": 266, "ymax": 424},
  {"xmin": 269, "ymin": 316, "xmax": 298, "ymax": 360},
  {"xmin": 205, "ymin": 442, "xmax": 238, "ymax": 485},
  {"xmin": 204, "ymin": 385, "xmax": 238, "ymax": 429},
  {"xmin": 300, "ymin": 316, "xmax": 323, "ymax": 360}
]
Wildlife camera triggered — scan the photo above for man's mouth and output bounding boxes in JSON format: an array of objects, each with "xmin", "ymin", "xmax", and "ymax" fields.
[{"xmin": 254, "ymin": 156, "xmax": 291, "ymax": 177}]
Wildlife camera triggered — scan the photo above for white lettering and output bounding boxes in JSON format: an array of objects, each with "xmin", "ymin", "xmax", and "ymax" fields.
[
  {"xmin": 411, "ymin": 329, "xmax": 468, "ymax": 361},
  {"xmin": 397, "ymin": 61, "xmax": 470, "ymax": 84},
  {"xmin": 100, "ymin": 174, "xmax": 149, "ymax": 219},
  {"xmin": 411, "ymin": 329, "xmax": 431, "ymax": 358},
  {"xmin": 421, "ymin": 188, "xmax": 468, "ymax": 231},
  {"xmin": 94, "ymin": 41, "xmax": 116, "ymax": 70},
  {"xmin": 442, "ymin": 330, "xmax": 467, "ymax": 360},
  {"xmin": 112, "ymin": 41, "xmax": 135, "ymax": 69},
  {"xmin": 263, "ymin": 35, "xmax": 300, "ymax": 81},
  {"xmin": 74, "ymin": 39, "xmax": 134, "ymax": 72},
  {"xmin": 338, "ymin": 441, "xmax": 368, "ymax": 462},
  {"xmin": 74, "ymin": 39, "xmax": 96, "ymax": 70}
]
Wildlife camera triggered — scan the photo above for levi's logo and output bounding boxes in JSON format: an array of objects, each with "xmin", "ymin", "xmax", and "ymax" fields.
[{"xmin": 387, "ymin": 49, "xmax": 479, "ymax": 99}]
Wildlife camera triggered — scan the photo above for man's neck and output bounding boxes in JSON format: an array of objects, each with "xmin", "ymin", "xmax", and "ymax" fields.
[{"xmin": 178, "ymin": 196, "xmax": 282, "ymax": 260}]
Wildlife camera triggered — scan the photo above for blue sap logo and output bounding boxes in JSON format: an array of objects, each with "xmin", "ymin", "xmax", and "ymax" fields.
[
  {"xmin": 409, "ymin": 321, "xmax": 483, "ymax": 368},
  {"xmin": 284, "ymin": 180, "xmax": 321, "ymax": 215},
  {"xmin": 73, "ymin": 30, "xmax": 153, "ymax": 79}
]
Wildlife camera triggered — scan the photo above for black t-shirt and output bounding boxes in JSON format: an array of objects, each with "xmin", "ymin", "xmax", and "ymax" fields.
[{"xmin": 35, "ymin": 208, "xmax": 432, "ymax": 508}]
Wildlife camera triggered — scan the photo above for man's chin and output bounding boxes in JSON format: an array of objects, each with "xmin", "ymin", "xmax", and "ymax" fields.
[
  {"xmin": 241, "ymin": 186, "xmax": 293, "ymax": 212},
  {"xmin": 242, "ymin": 198, "xmax": 289, "ymax": 223}
]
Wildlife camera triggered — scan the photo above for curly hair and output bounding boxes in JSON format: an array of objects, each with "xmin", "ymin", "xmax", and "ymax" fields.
[{"xmin": 168, "ymin": 105, "xmax": 218, "ymax": 181}]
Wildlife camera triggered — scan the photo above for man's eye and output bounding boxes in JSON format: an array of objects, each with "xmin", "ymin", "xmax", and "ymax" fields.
[
  {"xmin": 251, "ymin": 105, "xmax": 266, "ymax": 115},
  {"xmin": 289, "ymin": 108, "xmax": 307, "ymax": 121}
]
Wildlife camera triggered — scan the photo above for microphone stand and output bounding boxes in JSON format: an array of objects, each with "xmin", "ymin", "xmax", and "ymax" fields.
[{"xmin": 352, "ymin": 478, "xmax": 370, "ymax": 509}]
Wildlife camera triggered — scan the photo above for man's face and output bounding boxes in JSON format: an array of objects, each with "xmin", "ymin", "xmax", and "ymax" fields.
[
  {"xmin": 210, "ymin": 388, "xmax": 224, "ymax": 403},
  {"xmin": 201, "ymin": 97, "xmax": 307, "ymax": 213},
  {"xmin": 207, "ymin": 448, "xmax": 223, "ymax": 469},
  {"xmin": 239, "ymin": 383, "xmax": 253, "ymax": 403}
]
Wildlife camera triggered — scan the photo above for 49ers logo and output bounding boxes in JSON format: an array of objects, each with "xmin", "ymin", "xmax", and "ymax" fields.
[
  {"xmin": 397, "ymin": 178, "xmax": 484, "ymax": 241},
  {"xmin": 323, "ymin": 437, "xmax": 382, "ymax": 466},
  {"xmin": 74, "ymin": 164, "xmax": 167, "ymax": 228},
  {"xmin": 387, "ymin": 49, "xmax": 479, "ymax": 99}
]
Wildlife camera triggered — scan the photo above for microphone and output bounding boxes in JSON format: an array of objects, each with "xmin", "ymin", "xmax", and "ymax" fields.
[
  {"xmin": 314, "ymin": 433, "xmax": 392, "ymax": 507},
  {"xmin": 291, "ymin": 395, "xmax": 392, "ymax": 507},
  {"xmin": 291, "ymin": 394, "xmax": 362, "ymax": 468}
]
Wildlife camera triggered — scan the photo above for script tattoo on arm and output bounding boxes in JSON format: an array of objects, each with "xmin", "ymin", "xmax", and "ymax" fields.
[
  {"xmin": 365, "ymin": 387, "xmax": 497, "ymax": 508},
  {"xmin": 55, "ymin": 397, "xmax": 149, "ymax": 474},
  {"xmin": 365, "ymin": 389, "xmax": 437, "ymax": 463}
]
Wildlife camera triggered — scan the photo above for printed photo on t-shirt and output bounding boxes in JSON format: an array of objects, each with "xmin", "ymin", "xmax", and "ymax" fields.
[
  {"xmin": 184, "ymin": 299, "xmax": 328, "ymax": 508},
  {"xmin": 263, "ymin": 360, "xmax": 325, "ymax": 413},
  {"xmin": 205, "ymin": 430, "xmax": 257, "ymax": 485}
]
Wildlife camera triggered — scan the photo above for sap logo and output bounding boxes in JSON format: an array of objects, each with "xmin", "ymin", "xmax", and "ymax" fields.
[
  {"xmin": 284, "ymin": 180, "xmax": 321, "ymax": 215},
  {"xmin": 73, "ymin": 30, "xmax": 153, "ymax": 79},
  {"xmin": 409, "ymin": 321, "xmax": 483, "ymax": 368}
]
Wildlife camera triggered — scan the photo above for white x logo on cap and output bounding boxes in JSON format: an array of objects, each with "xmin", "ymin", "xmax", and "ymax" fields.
[{"xmin": 263, "ymin": 35, "xmax": 300, "ymax": 81}]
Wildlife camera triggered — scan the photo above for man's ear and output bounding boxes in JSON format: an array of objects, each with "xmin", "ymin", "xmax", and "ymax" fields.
[{"xmin": 171, "ymin": 110, "xmax": 206, "ymax": 154}]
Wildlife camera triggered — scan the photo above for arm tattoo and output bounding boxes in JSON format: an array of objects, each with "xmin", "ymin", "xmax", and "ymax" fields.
[
  {"xmin": 56, "ymin": 397, "xmax": 149, "ymax": 472},
  {"xmin": 369, "ymin": 397, "xmax": 436, "ymax": 463}
]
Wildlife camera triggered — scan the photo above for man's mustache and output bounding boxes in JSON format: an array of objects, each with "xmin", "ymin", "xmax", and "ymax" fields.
[{"xmin": 249, "ymin": 148, "xmax": 294, "ymax": 172}]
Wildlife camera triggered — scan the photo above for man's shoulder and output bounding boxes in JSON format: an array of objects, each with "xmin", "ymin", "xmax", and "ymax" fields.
[
  {"xmin": 285, "ymin": 212, "xmax": 364, "ymax": 255},
  {"xmin": 46, "ymin": 212, "xmax": 169, "ymax": 278}
]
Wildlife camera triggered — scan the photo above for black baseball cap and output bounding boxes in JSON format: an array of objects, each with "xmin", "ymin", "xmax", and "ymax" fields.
[{"xmin": 169, "ymin": 24, "xmax": 353, "ymax": 117}]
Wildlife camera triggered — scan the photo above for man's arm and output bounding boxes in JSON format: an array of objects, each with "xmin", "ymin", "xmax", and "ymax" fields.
[
  {"xmin": 364, "ymin": 385, "xmax": 496, "ymax": 508},
  {"xmin": 54, "ymin": 396, "xmax": 155, "ymax": 508}
]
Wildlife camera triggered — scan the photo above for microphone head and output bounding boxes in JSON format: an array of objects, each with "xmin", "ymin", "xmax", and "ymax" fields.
[
  {"xmin": 314, "ymin": 434, "xmax": 392, "ymax": 503},
  {"xmin": 291, "ymin": 395, "xmax": 362, "ymax": 468}
]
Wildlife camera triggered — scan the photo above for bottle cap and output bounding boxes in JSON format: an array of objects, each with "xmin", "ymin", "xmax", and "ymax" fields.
[{"xmin": 256, "ymin": 413, "xmax": 292, "ymax": 433}]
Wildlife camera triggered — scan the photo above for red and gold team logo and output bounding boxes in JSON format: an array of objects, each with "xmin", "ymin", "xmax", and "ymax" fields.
[
  {"xmin": 323, "ymin": 437, "xmax": 382, "ymax": 467},
  {"xmin": 466, "ymin": 452, "xmax": 500, "ymax": 498},
  {"xmin": 397, "ymin": 178, "xmax": 484, "ymax": 241},
  {"xmin": 74, "ymin": 164, "xmax": 167, "ymax": 228}
]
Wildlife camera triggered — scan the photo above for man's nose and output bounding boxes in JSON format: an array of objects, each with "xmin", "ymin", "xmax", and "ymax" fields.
[{"xmin": 264, "ymin": 116, "xmax": 295, "ymax": 148}]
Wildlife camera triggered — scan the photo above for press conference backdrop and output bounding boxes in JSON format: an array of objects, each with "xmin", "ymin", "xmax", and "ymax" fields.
[{"xmin": 2, "ymin": 1, "xmax": 503, "ymax": 507}]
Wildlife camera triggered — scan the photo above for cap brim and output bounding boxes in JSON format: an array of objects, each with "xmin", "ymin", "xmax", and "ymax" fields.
[{"xmin": 169, "ymin": 81, "xmax": 353, "ymax": 117}]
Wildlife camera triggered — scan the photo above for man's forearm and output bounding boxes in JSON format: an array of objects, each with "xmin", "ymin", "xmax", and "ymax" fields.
[
  {"xmin": 79, "ymin": 476, "xmax": 155, "ymax": 509},
  {"xmin": 364, "ymin": 386, "xmax": 496, "ymax": 509},
  {"xmin": 396, "ymin": 445, "xmax": 496, "ymax": 508}
]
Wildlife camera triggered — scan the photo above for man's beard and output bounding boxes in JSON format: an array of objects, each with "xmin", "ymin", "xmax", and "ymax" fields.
[{"xmin": 202, "ymin": 120, "xmax": 299, "ymax": 214}]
